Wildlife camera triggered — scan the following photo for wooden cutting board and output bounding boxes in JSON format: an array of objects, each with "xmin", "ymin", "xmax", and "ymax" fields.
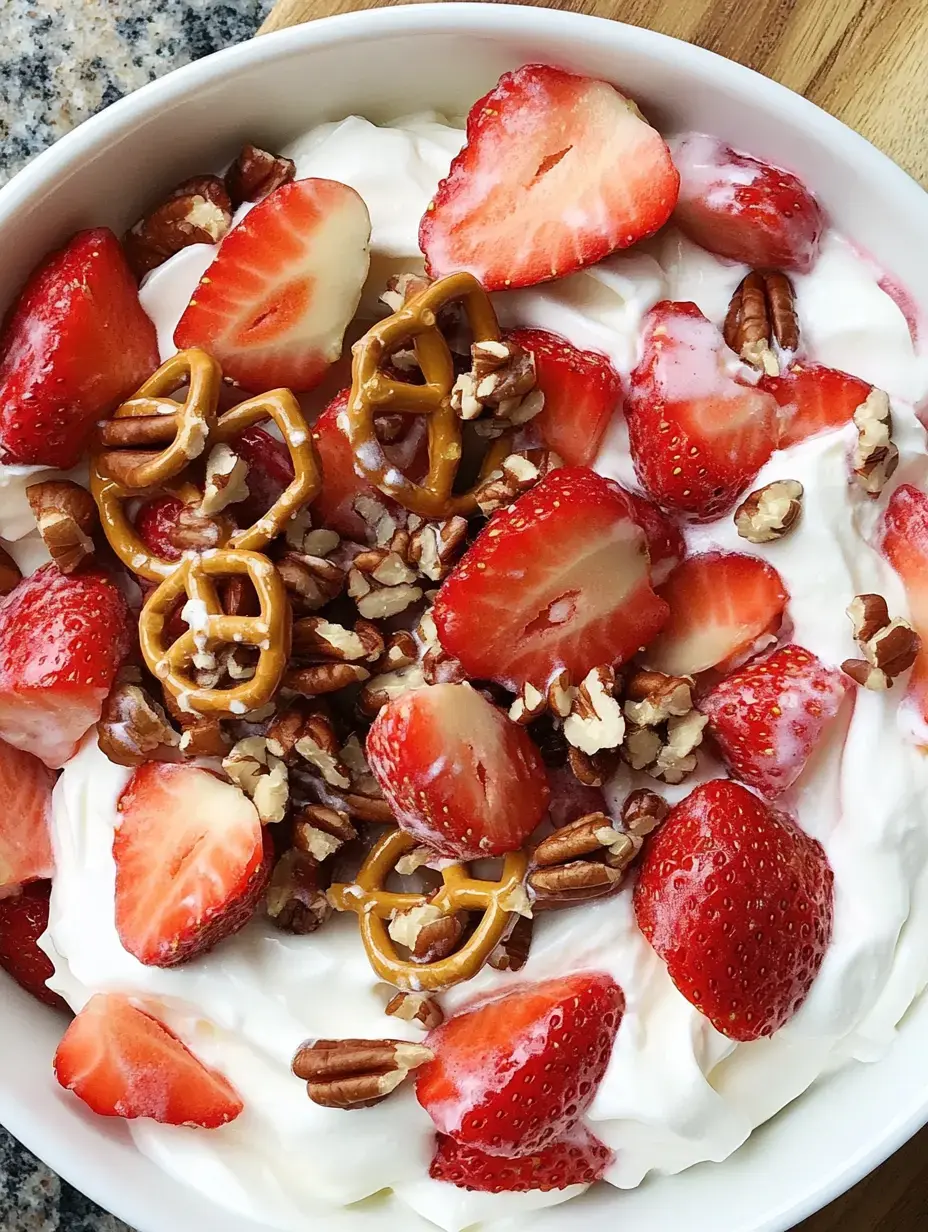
[{"xmin": 260, "ymin": 1, "xmax": 928, "ymax": 1227}]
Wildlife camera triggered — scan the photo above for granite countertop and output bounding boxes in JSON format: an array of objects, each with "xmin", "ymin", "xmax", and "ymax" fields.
[{"xmin": 1, "ymin": 4, "xmax": 272, "ymax": 1224}]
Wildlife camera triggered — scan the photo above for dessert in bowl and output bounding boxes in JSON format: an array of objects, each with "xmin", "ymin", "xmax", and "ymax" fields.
[{"xmin": 3, "ymin": 8, "xmax": 928, "ymax": 1232}]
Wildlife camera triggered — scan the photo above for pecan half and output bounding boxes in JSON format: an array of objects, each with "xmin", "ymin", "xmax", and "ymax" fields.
[
  {"xmin": 734, "ymin": 479, "xmax": 803, "ymax": 544},
  {"xmin": 27, "ymin": 480, "xmax": 98, "ymax": 573},
  {"xmin": 286, "ymin": 662, "xmax": 371, "ymax": 697},
  {"xmin": 723, "ymin": 270, "xmax": 799, "ymax": 375},
  {"xmin": 852, "ymin": 388, "xmax": 898, "ymax": 495},
  {"xmin": 293, "ymin": 803, "xmax": 357, "ymax": 863},
  {"xmin": 267, "ymin": 848, "xmax": 332, "ymax": 934},
  {"xmin": 528, "ymin": 812, "xmax": 637, "ymax": 909},
  {"xmin": 384, "ymin": 991, "xmax": 444, "ymax": 1030},
  {"xmin": 97, "ymin": 682, "xmax": 180, "ymax": 766},
  {"xmin": 0, "ymin": 546, "xmax": 21, "ymax": 595},
  {"xmin": 293, "ymin": 1038, "xmax": 433, "ymax": 1109},
  {"xmin": 225, "ymin": 143, "xmax": 296, "ymax": 208},
  {"xmin": 124, "ymin": 175, "xmax": 233, "ymax": 278}
]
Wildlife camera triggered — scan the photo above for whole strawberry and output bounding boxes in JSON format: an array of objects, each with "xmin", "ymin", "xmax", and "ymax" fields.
[
  {"xmin": 634, "ymin": 779, "xmax": 833, "ymax": 1041},
  {"xmin": 416, "ymin": 971, "xmax": 624, "ymax": 1156}
]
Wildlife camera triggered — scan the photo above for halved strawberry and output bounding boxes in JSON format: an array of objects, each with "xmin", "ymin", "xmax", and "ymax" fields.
[
  {"xmin": 434, "ymin": 467, "xmax": 669, "ymax": 690},
  {"xmin": 0, "ymin": 565, "xmax": 132, "ymax": 767},
  {"xmin": 700, "ymin": 645, "xmax": 848, "ymax": 799},
  {"xmin": 114, "ymin": 763, "xmax": 272, "ymax": 966},
  {"xmin": 420, "ymin": 64, "xmax": 679, "ymax": 291},
  {"xmin": 880, "ymin": 483, "xmax": 928, "ymax": 719},
  {"xmin": 430, "ymin": 1127, "xmax": 613, "ymax": 1192},
  {"xmin": 634, "ymin": 779, "xmax": 834, "ymax": 1040},
  {"xmin": 174, "ymin": 179, "xmax": 371, "ymax": 392},
  {"xmin": 672, "ymin": 134, "xmax": 824, "ymax": 274},
  {"xmin": 0, "ymin": 229, "xmax": 158, "ymax": 469},
  {"xmin": 366, "ymin": 683, "xmax": 550, "ymax": 859},
  {"xmin": 235, "ymin": 425, "xmax": 295, "ymax": 524},
  {"xmin": 0, "ymin": 739, "xmax": 54, "ymax": 892},
  {"xmin": 762, "ymin": 363, "xmax": 873, "ymax": 449},
  {"xmin": 646, "ymin": 552, "xmax": 788, "ymax": 676},
  {"xmin": 0, "ymin": 881, "xmax": 64, "ymax": 1009},
  {"xmin": 621, "ymin": 487, "xmax": 685, "ymax": 585},
  {"xmin": 417, "ymin": 972, "xmax": 623, "ymax": 1155},
  {"xmin": 625, "ymin": 302, "xmax": 778, "ymax": 520},
  {"xmin": 135, "ymin": 495, "xmax": 185, "ymax": 562},
  {"xmin": 506, "ymin": 328, "xmax": 622, "ymax": 466},
  {"xmin": 54, "ymin": 993, "xmax": 243, "ymax": 1126}
]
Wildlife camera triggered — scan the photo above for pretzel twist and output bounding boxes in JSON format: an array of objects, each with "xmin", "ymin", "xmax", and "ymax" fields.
[
  {"xmin": 346, "ymin": 272, "xmax": 512, "ymax": 518},
  {"xmin": 138, "ymin": 548, "xmax": 291, "ymax": 715},
  {"xmin": 328, "ymin": 827, "xmax": 529, "ymax": 991}
]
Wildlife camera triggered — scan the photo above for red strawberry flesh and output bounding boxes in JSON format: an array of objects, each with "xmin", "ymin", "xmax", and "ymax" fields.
[
  {"xmin": 54, "ymin": 992, "xmax": 243, "ymax": 1126},
  {"xmin": 700, "ymin": 645, "xmax": 848, "ymax": 799},
  {"xmin": 0, "ymin": 739, "xmax": 55, "ymax": 892},
  {"xmin": 0, "ymin": 229, "xmax": 158, "ymax": 468},
  {"xmin": 366, "ymin": 682, "xmax": 550, "ymax": 859},
  {"xmin": 434, "ymin": 467, "xmax": 669, "ymax": 690},
  {"xmin": 430, "ymin": 1126, "xmax": 613, "ymax": 1192},
  {"xmin": 420, "ymin": 64, "xmax": 679, "ymax": 291},
  {"xmin": 0, "ymin": 881, "xmax": 64, "ymax": 1009},
  {"xmin": 417, "ymin": 971, "xmax": 624, "ymax": 1155},
  {"xmin": 762, "ymin": 363, "xmax": 873, "ymax": 449},
  {"xmin": 880, "ymin": 483, "xmax": 928, "ymax": 720},
  {"xmin": 634, "ymin": 778, "xmax": 834, "ymax": 1041},
  {"xmin": 114, "ymin": 762, "xmax": 272, "ymax": 966}
]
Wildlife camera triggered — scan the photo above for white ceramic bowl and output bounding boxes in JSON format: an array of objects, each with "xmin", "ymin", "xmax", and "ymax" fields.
[{"xmin": 2, "ymin": 6, "xmax": 928, "ymax": 1231}]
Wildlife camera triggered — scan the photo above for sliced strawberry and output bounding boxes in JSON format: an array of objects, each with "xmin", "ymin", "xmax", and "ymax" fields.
[
  {"xmin": 430, "ymin": 1126, "xmax": 613, "ymax": 1192},
  {"xmin": 506, "ymin": 328, "xmax": 622, "ymax": 466},
  {"xmin": 174, "ymin": 179, "xmax": 371, "ymax": 392},
  {"xmin": 417, "ymin": 972, "xmax": 623, "ymax": 1155},
  {"xmin": 366, "ymin": 683, "xmax": 549, "ymax": 859},
  {"xmin": 700, "ymin": 645, "xmax": 848, "ymax": 799},
  {"xmin": 672, "ymin": 134, "xmax": 824, "ymax": 274},
  {"xmin": 434, "ymin": 467, "xmax": 669, "ymax": 690},
  {"xmin": 420, "ymin": 64, "xmax": 679, "ymax": 291},
  {"xmin": 761, "ymin": 363, "xmax": 873, "ymax": 449},
  {"xmin": 54, "ymin": 993, "xmax": 243, "ymax": 1126},
  {"xmin": 0, "ymin": 739, "xmax": 54, "ymax": 892},
  {"xmin": 135, "ymin": 495, "xmax": 185, "ymax": 562},
  {"xmin": 0, "ymin": 565, "xmax": 132, "ymax": 767},
  {"xmin": 114, "ymin": 762, "xmax": 272, "ymax": 966},
  {"xmin": 625, "ymin": 302, "xmax": 778, "ymax": 519},
  {"xmin": 634, "ymin": 779, "xmax": 834, "ymax": 1040},
  {"xmin": 621, "ymin": 487, "xmax": 685, "ymax": 585},
  {"xmin": 0, "ymin": 881, "xmax": 64, "ymax": 1009},
  {"xmin": 235, "ymin": 425, "xmax": 295, "ymax": 524},
  {"xmin": 880, "ymin": 483, "xmax": 928, "ymax": 718},
  {"xmin": 647, "ymin": 551, "xmax": 788, "ymax": 676},
  {"xmin": 0, "ymin": 229, "xmax": 158, "ymax": 468}
]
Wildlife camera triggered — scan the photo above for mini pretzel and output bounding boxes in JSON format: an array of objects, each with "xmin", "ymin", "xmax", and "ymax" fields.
[
  {"xmin": 328, "ymin": 827, "xmax": 529, "ymax": 992},
  {"xmin": 214, "ymin": 388, "xmax": 322, "ymax": 552},
  {"xmin": 138, "ymin": 548, "xmax": 290, "ymax": 715},
  {"xmin": 92, "ymin": 349, "xmax": 223, "ymax": 581},
  {"xmin": 346, "ymin": 272, "xmax": 513, "ymax": 519}
]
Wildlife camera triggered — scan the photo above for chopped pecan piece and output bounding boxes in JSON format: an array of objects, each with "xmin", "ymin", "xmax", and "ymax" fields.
[
  {"xmin": 277, "ymin": 552, "xmax": 346, "ymax": 612},
  {"xmin": 292, "ymin": 1038, "xmax": 433, "ymax": 1109},
  {"xmin": 408, "ymin": 517, "xmax": 468, "ymax": 582},
  {"xmin": 734, "ymin": 479, "xmax": 803, "ymax": 544},
  {"xmin": 388, "ymin": 903, "xmax": 466, "ymax": 963},
  {"xmin": 563, "ymin": 666, "xmax": 624, "ymax": 755},
  {"xmin": 293, "ymin": 712, "xmax": 351, "ymax": 789},
  {"xmin": 222, "ymin": 737, "xmax": 289, "ymax": 824},
  {"xmin": 488, "ymin": 915, "xmax": 534, "ymax": 972},
  {"xmin": 27, "ymin": 480, "xmax": 98, "ymax": 574},
  {"xmin": 268, "ymin": 849, "xmax": 331, "ymax": 934},
  {"xmin": 286, "ymin": 662, "xmax": 371, "ymax": 697},
  {"xmin": 650, "ymin": 710, "xmax": 708, "ymax": 784},
  {"xmin": 624, "ymin": 670, "xmax": 693, "ymax": 727},
  {"xmin": 376, "ymin": 629, "xmax": 418, "ymax": 673},
  {"xmin": 358, "ymin": 662, "xmax": 427, "ymax": 718},
  {"xmin": 509, "ymin": 681, "xmax": 547, "ymax": 725},
  {"xmin": 852, "ymin": 388, "xmax": 899, "ymax": 495},
  {"xmin": 292, "ymin": 615, "xmax": 383, "ymax": 663},
  {"xmin": 723, "ymin": 270, "xmax": 799, "ymax": 375},
  {"xmin": 567, "ymin": 745, "xmax": 617, "ymax": 787},
  {"xmin": 124, "ymin": 175, "xmax": 232, "ymax": 278},
  {"xmin": 385, "ymin": 991, "xmax": 444, "ymax": 1030},
  {"xmin": 348, "ymin": 547, "xmax": 423, "ymax": 620},
  {"xmin": 225, "ymin": 143, "xmax": 296, "ymax": 208},
  {"xmin": 841, "ymin": 658, "xmax": 891, "ymax": 691},
  {"xmin": 847, "ymin": 594, "xmax": 891, "ymax": 644},
  {"xmin": 0, "ymin": 546, "xmax": 21, "ymax": 595},
  {"xmin": 97, "ymin": 682, "xmax": 180, "ymax": 766},
  {"xmin": 473, "ymin": 449, "xmax": 562, "ymax": 516},
  {"xmin": 621, "ymin": 788, "xmax": 668, "ymax": 838},
  {"xmin": 293, "ymin": 803, "xmax": 357, "ymax": 862},
  {"xmin": 843, "ymin": 592, "xmax": 920, "ymax": 689},
  {"xmin": 379, "ymin": 272, "xmax": 430, "ymax": 313},
  {"xmin": 861, "ymin": 618, "xmax": 920, "ymax": 677},
  {"xmin": 199, "ymin": 443, "xmax": 249, "ymax": 516}
]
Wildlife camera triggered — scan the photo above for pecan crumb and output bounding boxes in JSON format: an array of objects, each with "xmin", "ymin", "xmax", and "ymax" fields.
[
  {"xmin": 222, "ymin": 737, "xmax": 289, "ymax": 823},
  {"xmin": 852, "ymin": 388, "xmax": 899, "ymax": 495},
  {"xmin": 225, "ymin": 143, "xmax": 296, "ymax": 208},
  {"xmin": 622, "ymin": 788, "xmax": 668, "ymax": 838},
  {"xmin": 734, "ymin": 479, "xmax": 803, "ymax": 544},
  {"xmin": 385, "ymin": 991, "xmax": 444, "ymax": 1030}
]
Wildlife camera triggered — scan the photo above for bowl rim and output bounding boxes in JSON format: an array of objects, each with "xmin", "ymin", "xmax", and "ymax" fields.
[{"xmin": 1, "ymin": 5, "xmax": 928, "ymax": 1230}]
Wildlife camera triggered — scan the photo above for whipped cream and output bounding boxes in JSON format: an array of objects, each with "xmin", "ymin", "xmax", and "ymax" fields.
[{"xmin": 42, "ymin": 113, "xmax": 928, "ymax": 1232}]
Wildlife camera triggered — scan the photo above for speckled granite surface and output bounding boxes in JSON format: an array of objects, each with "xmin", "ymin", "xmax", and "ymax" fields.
[{"xmin": 1, "ymin": 2, "xmax": 273, "ymax": 1221}]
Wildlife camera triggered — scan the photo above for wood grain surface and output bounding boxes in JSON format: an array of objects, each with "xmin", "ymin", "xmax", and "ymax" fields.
[{"xmin": 261, "ymin": 0, "xmax": 928, "ymax": 1227}]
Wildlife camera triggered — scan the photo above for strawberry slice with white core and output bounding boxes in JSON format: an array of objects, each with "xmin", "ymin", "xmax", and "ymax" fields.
[
  {"xmin": 366, "ymin": 683, "xmax": 550, "ymax": 859},
  {"xmin": 672, "ymin": 134, "xmax": 823, "ymax": 274},
  {"xmin": 419, "ymin": 64, "xmax": 679, "ymax": 291},
  {"xmin": 506, "ymin": 328, "xmax": 623, "ymax": 466},
  {"xmin": 700, "ymin": 644, "xmax": 849, "ymax": 799},
  {"xmin": 880, "ymin": 483, "xmax": 928, "ymax": 721},
  {"xmin": 647, "ymin": 551, "xmax": 789, "ymax": 676},
  {"xmin": 626, "ymin": 301, "xmax": 778, "ymax": 520},
  {"xmin": 434, "ymin": 467, "xmax": 670, "ymax": 691},
  {"xmin": 761, "ymin": 363, "xmax": 874, "ymax": 449},
  {"xmin": 114, "ymin": 763, "xmax": 272, "ymax": 966},
  {"xmin": 0, "ymin": 740, "xmax": 54, "ymax": 892},
  {"xmin": 54, "ymin": 993, "xmax": 243, "ymax": 1126},
  {"xmin": 174, "ymin": 179, "xmax": 371, "ymax": 392},
  {"xmin": 0, "ymin": 565, "xmax": 132, "ymax": 767}
]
